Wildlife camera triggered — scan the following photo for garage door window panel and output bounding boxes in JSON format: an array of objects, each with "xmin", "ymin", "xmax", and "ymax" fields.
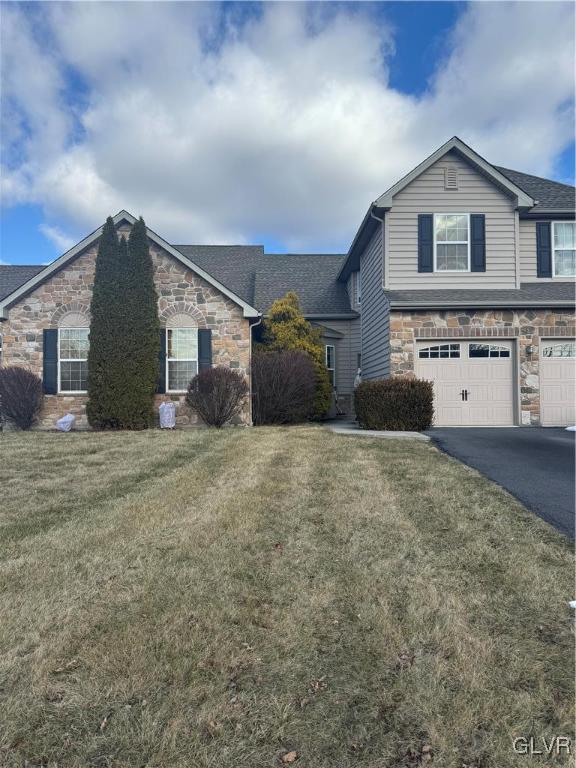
[
  {"xmin": 418, "ymin": 344, "xmax": 460, "ymax": 359},
  {"xmin": 469, "ymin": 344, "xmax": 511, "ymax": 358},
  {"xmin": 542, "ymin": 342, "xmax": 575, "ymax": 358}
]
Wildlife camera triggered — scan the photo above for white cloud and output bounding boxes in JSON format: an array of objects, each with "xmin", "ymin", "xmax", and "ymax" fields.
[
  {"xmin": 1, "ymin": 1, "xmax": 574, "ymax": 252},
  {"xmin": 39, "ymin": 224, "xmax": 76, "ymax": 252}
]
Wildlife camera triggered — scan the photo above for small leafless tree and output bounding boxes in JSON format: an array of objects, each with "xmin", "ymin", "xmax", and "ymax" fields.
[
  {"xmin": 0, "ymin": 366, "xmax": 43, "ymax": 430},
  {"xmin": 252, "ymin": 350, "xmax": 316, "ymax": 425},
  {"xmin": 186, "ymin": 366, "xmax": 248, "ymax": 427}
]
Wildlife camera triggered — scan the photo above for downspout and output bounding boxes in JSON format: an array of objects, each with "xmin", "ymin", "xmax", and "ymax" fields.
[{"xmin": 248, "ymin": 315, "xmax": 263, "ymax": 426}]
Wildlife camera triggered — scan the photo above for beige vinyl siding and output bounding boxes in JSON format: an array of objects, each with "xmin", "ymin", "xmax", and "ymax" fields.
[
  {"xmin": 520, "ymin": 219, "xmax": 576, "ymax": 282},
  {"xmin": 386, "ymin": 151, "xmax": 518, "ymax": 290},
  {"xmin": 320, "ymin": 318, "xmax": 361, "ymax": 395}
]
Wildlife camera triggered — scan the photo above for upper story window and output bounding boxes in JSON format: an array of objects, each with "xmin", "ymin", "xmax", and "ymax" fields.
[
  {"xmin": 167, "ymin": 328, "xmax": 197, "ymax": 392},
  {"xmin": 325, "ymin": 344, "xmax": 336, "ymax": 388},
  {"xmin": 434, "ymin": 214, "xmax": 470, "ymax": 272},
  {"xmin": 552, "ymin": 222, "xmax": 575, "ymax": 277},
  {"xmin": 59, "ymin": 328, "xmax": 89, "ymax": 393}
]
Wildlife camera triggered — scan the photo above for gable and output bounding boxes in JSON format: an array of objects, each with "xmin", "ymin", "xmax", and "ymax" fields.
[
  {"xmin": 375, "ymin": 137, "xmax": 534, "ymax": 210},
  {"xmin": 0, "ymin": 211, "xmax": 260, "ymax": 319}
]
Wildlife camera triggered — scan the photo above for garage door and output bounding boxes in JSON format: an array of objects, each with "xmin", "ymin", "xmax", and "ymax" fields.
[
  {"xmin": 540, "ymin": 340, "xmax": 575, "ymax": 427},
  {"xmin": 416, "ymin": 341, "xmax": 514, "ymax": 427}
]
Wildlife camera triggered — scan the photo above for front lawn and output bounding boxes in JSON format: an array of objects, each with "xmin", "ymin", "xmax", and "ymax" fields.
[{"xmin": 0, "ymin": 427, "xmax": 573, "ymax": 767}]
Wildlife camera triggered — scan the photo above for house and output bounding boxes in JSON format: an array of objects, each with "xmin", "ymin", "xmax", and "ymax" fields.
[{"xmin": 0, "ymin": 137, "xmax": 574, "ymax": 428}]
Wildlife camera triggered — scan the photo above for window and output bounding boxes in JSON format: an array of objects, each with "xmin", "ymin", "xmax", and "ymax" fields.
[
  {"xmin": 469, "ymin": 343, "xmax": 510, "ymax": 358},
  {"xmin": 434, "ymin": 214, "xmax": 470, "ymax": 272},
  {"xmin": 356, "ymin": 271, "xmax": 362, "ymax": 304},
  {"xmin": 59, "ymin": 328, "xmax": 89, "ymax": 392},
  {"xmin": 167, "ymin": 328, "xmax": 198, "ymax": 392},
  {"xmin": 552, "ymin": 222, "xmax": 576, "ymax": 277},
  {"xmin": 542, "ymin": 341, "xmax": 575, "ymax": 358},
  {"xmin": 325, "ymin": 344, "xmax": 336, "ymax": 388},
  {"xmin": 418, "ymin": 343, "xmax": 460, "ymax": 359}
]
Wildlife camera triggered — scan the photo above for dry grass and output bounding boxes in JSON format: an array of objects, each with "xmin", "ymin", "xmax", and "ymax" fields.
[{"xmin": 0, "ymin": 426, "xmax": 573, "ymax": 768}]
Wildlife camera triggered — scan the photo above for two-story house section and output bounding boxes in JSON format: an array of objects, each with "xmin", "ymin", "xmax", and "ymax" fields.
[{"xmin": 338, "ymin": 137, "xmax": 575, "ymax": 427}]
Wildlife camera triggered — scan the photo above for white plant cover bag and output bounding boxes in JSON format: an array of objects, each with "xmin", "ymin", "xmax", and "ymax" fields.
[
  {"xmin": 56, "ymin": 413, "xmax": 76, "ymax": 432},
  {"xmin": 159, "ymin": 401, "xmax": 176, "ymax": 429}
]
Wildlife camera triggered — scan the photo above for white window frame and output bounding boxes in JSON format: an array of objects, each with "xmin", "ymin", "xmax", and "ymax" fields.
[
  {"xmin": 356, "ymin": 271, "xmax": 362, "ymax": 305},
  {"xmin": 433, "ymin": 213, "xmax": 471, "ymax": 273},
  {"xmin": 551, "ymin": 221, "xmax": 576, "ymax": 278},
  {"xmin": 58, "ymin": 327, "xmax": 89, "ymax": 394},
  {"xmin": 325, "ymin": 344, "xmax": 336, "ymax": 388},
  {"xmin": 166, "ymin": 328, "xmax": 198, "ymax": 394}
]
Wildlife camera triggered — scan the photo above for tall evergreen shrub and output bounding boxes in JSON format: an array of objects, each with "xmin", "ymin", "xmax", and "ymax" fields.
[{"xmin": 87, "ymin": 216, "xmax": 159, "ymax": 429}]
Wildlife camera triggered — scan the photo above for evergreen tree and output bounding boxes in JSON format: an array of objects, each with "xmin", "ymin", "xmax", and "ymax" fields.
[
  {"xmin": 87, "ymin": 216, "xmax": 160, "ymax": 429},
  {"xmin": 258, "ymin": 291, "xmax": 332, "ymax": 418},
  {"xmin": 86, "ymin": 217, "xmax": 124, "ymax": 428}
]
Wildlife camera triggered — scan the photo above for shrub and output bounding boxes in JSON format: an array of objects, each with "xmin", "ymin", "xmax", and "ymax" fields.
[
  {"xmin": 354, "ymin": 377, "xmax": 434, "ymax": 431},
  {"xmin": 252, "ymin": 350, "xmax": 316, "ymax": 425},
  {"xmin": 0, "ymin": 367, "xmax": 43, "ymax": 430},
  {"xmin": 257, "ymin": 292, "xmax": 331, "ymax": 419},
  {"xmin": 186, "ymin": 366, "xmax": 248, "ymax": 427},
  {"xmin": 87, "ymin": 216, "xmax": 160, "ymax": 430}
]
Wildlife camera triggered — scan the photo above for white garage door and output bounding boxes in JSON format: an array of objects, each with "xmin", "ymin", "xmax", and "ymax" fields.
[
  {"xmin": 416, "ymin": 341, "xmax": 514, "ymax": 427},
  {"xmin": 540, "ymin": 340, "xmax": 576, "ymax": 427}
]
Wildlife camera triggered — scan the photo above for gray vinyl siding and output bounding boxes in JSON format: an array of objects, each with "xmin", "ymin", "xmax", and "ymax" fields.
[
  {"xmin": 386, "ymin": 151, "xmax": 518, "ymax": 290},
  {"xmin": 320, "ymin": 317, "xmax": 361, "ymax": 395},
  {"xmin": 520, "ymin": 218, "xmax": 576, "ymax": 282},
  {"xmin": 360, "ymin": 222, "xmax": 389, "ymax": 380}
]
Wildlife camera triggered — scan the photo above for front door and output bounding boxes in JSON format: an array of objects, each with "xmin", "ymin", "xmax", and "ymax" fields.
[{"xmin": 415, "ymin": 340, "xmax": 514, "ymax": 427}]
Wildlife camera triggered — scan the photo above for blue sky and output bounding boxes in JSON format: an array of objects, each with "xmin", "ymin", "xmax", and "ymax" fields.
[{"xmin": 1, "ymin": 1, "xmax": 574, "ymax": 265}]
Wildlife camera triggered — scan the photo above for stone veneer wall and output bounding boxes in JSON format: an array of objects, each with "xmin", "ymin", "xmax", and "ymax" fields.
[
  {"xmin": 390, "ymin": 308, "xmax": 575, "ymax": 425},
  {"xmin": 1, "ymin": 232, "xmax": 251, "ymax": 428}
]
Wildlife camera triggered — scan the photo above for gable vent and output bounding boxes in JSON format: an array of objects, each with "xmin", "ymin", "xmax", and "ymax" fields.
[{"xmin": 444, "ymin": 166, "xmax": 458, "ymax": 190}]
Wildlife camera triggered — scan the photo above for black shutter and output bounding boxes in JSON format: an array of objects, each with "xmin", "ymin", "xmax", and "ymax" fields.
[
  {"xmin": 418, "ymin": 214, "xmax": 434, "ymax": 272},
  {"xmin": 536, "ymin": 222, "xmax": 552, "ymax": 277},
  {"xmin": 43, "ymin": 329, "xmax": 58, "ymax": 394},
  {"xmin": 157, "ymin": 329, "xmax": 166, "ymax": 394},
  {"xmin": 198, "ymin": 329, "xmax": 212, "ymax": 371},
  {"xmin": 470, "ymin": 214, "xmax": 486, "ymax": 272}
]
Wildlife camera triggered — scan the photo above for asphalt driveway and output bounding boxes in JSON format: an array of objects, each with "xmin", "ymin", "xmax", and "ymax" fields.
[{"xmin": 427, "ymin": 428, "xmax": 575, "ymax": 539}]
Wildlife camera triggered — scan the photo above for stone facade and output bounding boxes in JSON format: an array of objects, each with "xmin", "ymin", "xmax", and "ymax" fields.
[
  {"xmin": 1, "ymin": 230, "xmax": 252, "ymax": 428},
  {"xmin": 390, "ymin": 308, "xmax": 575, "ymax": 425}
]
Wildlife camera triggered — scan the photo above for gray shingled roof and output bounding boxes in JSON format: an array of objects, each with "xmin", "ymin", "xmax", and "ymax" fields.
[
  {"xmin": 175, "ymin": 246, "xmax": 353, "ymax": 315},
  {"xmin": 384, "ymin": 282, "xmax": 575, "ymax": 308},
  {"xmin": 495, "ymin": 167, "xmax": 575, "ymax": 212},
  {"xmin": 0, "ymin": 249, "xmax": 354, "ymax": 316},
  {"xmin": 0, "ymin": 265, "xmax": 44, "ymax": 301}
]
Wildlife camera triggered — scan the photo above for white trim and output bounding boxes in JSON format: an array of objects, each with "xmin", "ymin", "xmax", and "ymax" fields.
[
  {"xmin": 551, "ymin": 221, "xmax": 576, "ymax": 278},
  {"xmin": 166, "ymin": 327, "xmax": 198, "ymax": 393},
  {"xmin": 375, "ymin": 136, "xmax": 535, "ymax": 209},
  {"xmin": 433, "ymin": 213, "xmax": 471, "ymax": 273},
  {"xmin": 325, "ymin": 343, "xmax": 336, "ymax": 388},
  {"xmin": 58, "ymin": 327, "xmax": 89, "ymax": 394},
  {"xmin": 0, "ymin": 210, "xmax": 261, "ymax": 319}
]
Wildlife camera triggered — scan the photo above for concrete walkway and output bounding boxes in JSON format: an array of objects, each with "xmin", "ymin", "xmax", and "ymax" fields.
[{"xmin": 325, "ymin": 420, "xmax": 430, "ymax": 441}]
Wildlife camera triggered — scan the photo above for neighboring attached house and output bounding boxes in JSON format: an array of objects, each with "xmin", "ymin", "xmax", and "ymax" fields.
[{"xmin": 0, "ymin": 136, "xmax": 574, "ymax": 428}]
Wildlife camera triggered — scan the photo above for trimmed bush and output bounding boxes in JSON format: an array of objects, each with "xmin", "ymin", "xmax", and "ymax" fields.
[
  {"xmin": 354, "ymin": 377, "xmax": 434, "ymax": 431},
  {"xmin": 186, "ymin": 366, "xmax": 248, "ymax": 427},
  {"xmin": 0, "ymin": 367, "xmax": 43, "ymax": 430},
  {"xmin": 257, "ymin": 292, "xmax": 331, "ymax": 419},
  {"xmin": 87, "ymin": 216, "xmax": 160, "ymax": 430},
  {"xmin": 252, "ymin": 350, "xmax": 316, "ymax": 425}
]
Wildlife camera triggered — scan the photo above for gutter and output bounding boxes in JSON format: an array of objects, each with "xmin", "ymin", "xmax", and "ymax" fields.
[
  {"xmin": 388, "ymin": 301, "xmax": 576, "ymax": 310},
  {"xmin": 248, "ymin": 315, "xmax": 263, "ymax": 426}
]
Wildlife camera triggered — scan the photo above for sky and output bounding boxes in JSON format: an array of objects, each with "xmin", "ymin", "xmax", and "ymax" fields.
[{"xmin": 1, "ymin": 0, "xmax": 574, "ymax": 266}]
